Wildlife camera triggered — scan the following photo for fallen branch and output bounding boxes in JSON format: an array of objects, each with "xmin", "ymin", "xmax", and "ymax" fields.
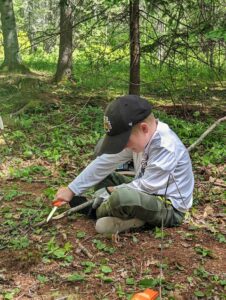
[
  {"xmin": 118, "ymin": 170, "xmax": 135, "ymax": 176},
  {"xmin": 212, "ymin": 182, "xmax": 226, "ymax": 188},
  {"xmin": 53, "ymin": 199, "xmax": 94, "ymax": 220},
  {"xmin": 187, "ymin": 116, "xmax": 226, "ymax": 152},
  {"xmin": 75, "ymin": 238, "xmax": 93, "ymax": 258}
]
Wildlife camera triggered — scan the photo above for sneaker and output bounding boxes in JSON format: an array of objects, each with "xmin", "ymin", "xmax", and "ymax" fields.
[{"xmin": 95, "ymin": 217, "xmax": 145, "ymax": 234}]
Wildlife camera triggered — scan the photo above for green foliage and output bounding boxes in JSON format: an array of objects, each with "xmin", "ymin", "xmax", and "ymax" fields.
[
  {"xmin": 138, "ymin": 277, "xmax": 160, "ymax": 288},
  {"xmin": 9, "ymin": 165, "xmax": 50, "ymax": 180},
  {"xmin": 215, "ymin": 233, "xmax": 226, "ymax": 244},
  {"xmin": 3, "ymin": 189, "xmax": 24, "ymax": 201},
  {"xmin": 67, "ymin": 273, "xmax": 85, "ymax": 282},
  {"xmin": 2, "ymin": 289, "xmax": 20, "ymax": 300},
  {"xmin": 76, "ymin": 231, "xmax": 86, "ymax": 239},
  {"xmin": 126, "ymin": 278, "xmax": 135, "ymax": 285},
  {"xmin": 95, "ymin": 273, "xmax": 114, "ymax": 283},
  {"xmin": 81, "ymin": 261, "xmax": 96, "ymax": 273},
  {"xmin": 100, "ymin": 265, "xmax": 112, "ymax": 274},
  {"xmin": 43, "ymin": 187, "xmax": 56, "ymax": 200},
  {"xmin": 194, "ymin": 290, "xmax": 205, "ymax": 297},
  {"xmin": 37, "ymin": 274, "xmax": 48, "ymax": 283},
  {"xmin": 195, "ymin": 246, "xmax": 214, "ymax": 258},
  {"xmin": 10, "ymin": 236, "xmax": 30, "ymax": 250},
  {"xmin": 154, "ymin": 227, "xmax": 167, "ymax": 239},
  {"xmin": 206, "ymin": 29, "xmax": 226, "ymax": 41},
  {"xmin": 194, "ymin": 266, "xmax": 210, "ymax": 278},
  {"xmin": 92, "ymin": 239, "xmax": 116, "ymax": 254},
  {"xmin": 44, "ymin": 238, "xmax": 73, "ymax": 262}
]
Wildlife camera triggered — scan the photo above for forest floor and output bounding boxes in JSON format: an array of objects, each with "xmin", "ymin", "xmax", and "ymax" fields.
[{"xmin": 0, "ymin": 75, "xmax": 225, "ymax": 300}]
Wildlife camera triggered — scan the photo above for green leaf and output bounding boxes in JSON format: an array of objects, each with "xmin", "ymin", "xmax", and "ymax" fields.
[
  {"xmin": 102, "ymin": 276, "xmax": 113, "ymax": 283},
  {"xmin": 95, "ymin": 273, "xmax": 113, "ymax": 283},
  {"xmin": 64, "ymin": 241, "xmax": 72, "ymax": 252},
  {"xmin": 81, "ymin": 261, "xmax": 96, "ymax": 268},
  {"xmin": 37, "ymin": 274, "xmax": 48, "ymax": 283},
  {"xmin": 65, "ymin": 255, "xmax": 73, "ymax": 263},
  {"xmin": 220, "ymin": 280, "xmax": 226, "ymax": 286},
  {"xmin": 216, "ymin": 233, "xmax": 226, "ymax": 244},
  {"xmin": 43, "ymin": 187, "xmax": 56, "ymax": 200},
  {"xmin": 10, "ymin": 236, "xmax": 30, "ymax": 250},
  {"xmin": 67, "ymin": 273, "xmax": 85, "ymax": 282},
  {"xmin": 126, "ymin": 277, "xmax": 135, "ymax": 285},
  {"xmin": 53, "ymin": 248, "xmax": 66, "ymax": 258},
  {"xmin": 195, "ymin": 246, "xmax": 213, "ymax": 258},
  {"xmin": 154, "ymin": 227, "xmax": 167, "ymax": 239},
  {"xmin": 93, "ymin": 239, "xmax": 106, "ymax": 250},
  {"xmin": 139, "ymin": 278, "xmax": 159, "ymax": 288},
  {"xmin": 101, "ymin": 266, "xmax": 112, "ymax": 274},
  {"xmin": 76, "ymin": 231, "xmax": 86, "ymax": 239},
  {"xmin": 194, "ymin": 290, "xmax": 205, "ymax": 297},
  {"xmin": 3, "ymin": 293, "xmax": 14, "ymax": 300}
]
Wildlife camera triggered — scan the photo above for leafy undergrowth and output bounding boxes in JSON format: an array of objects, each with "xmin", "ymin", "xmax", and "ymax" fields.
[{"xmin": 0, "ymin": 77, "xmax": 225, "ymax": 299}]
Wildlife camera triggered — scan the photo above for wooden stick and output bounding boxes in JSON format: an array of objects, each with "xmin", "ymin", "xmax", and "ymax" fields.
[
  {"xmin": 53, "ymin": 199, "xmax": 94, "ymax": 220},
  {"xmin": 188, "ymin": 116, "xmax": 226, "ymax": 152},
  {"xmin": 212, "ymin": 182, "xmax": 226, "ymax": 188},
  {"xmin": 117, "ymin": 170, "xmax": 135, "ymax": 176},
  {"xmin": 75, "ymin": 238, "xmax": 93, "ymax": 258}
]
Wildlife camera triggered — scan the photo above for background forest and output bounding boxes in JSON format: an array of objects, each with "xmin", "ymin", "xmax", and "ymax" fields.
[{"xmin": 0, "ymin": 0, "xmax": 225, "ymax": 300}]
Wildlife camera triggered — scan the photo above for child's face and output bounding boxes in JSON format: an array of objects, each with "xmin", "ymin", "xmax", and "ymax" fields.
[{"xmin": 125, "ymin": 123, "xmax": 150, "ymax": 153}]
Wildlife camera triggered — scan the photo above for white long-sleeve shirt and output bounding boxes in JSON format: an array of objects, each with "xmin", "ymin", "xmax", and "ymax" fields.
[{"xmin": 68, "ymin": 121, "xmax": 194, "ymax": 213}]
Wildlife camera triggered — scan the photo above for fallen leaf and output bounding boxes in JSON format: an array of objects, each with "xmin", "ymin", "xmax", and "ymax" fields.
[
  {"xmin": 181, "ymin": 242, "xmax": 190, "ymax": 248},
  {"xmin": 168, "ymin": 290, "xmax": 185, "ymax": 300},
  {"xmin": 203, "ymin": 205, "xmax": 214, "ymax": 218},
  {"xmin": 209, "ymin": 176, "xmax": 215, "ymax": 183},
  {"xmin": 0, "ymin": 138, "xmax": 6, "ymax": 145}
]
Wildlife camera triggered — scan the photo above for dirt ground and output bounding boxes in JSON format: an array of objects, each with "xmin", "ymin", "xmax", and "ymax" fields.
[{"xmin": 0, "ymin": 173, "xmax": 225, "ymax": 300}]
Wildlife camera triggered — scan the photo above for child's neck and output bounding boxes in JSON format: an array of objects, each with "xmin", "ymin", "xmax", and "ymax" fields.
[
  {"xmin": 149, "ymin": 117, "xmax": 157, "ymax": 140},
  {"xmin": 144, "ymin": 118, "xmax": 157, "ymax": 150}
]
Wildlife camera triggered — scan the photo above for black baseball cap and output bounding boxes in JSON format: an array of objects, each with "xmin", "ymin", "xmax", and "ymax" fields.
[{"xmin": 98, "ymin": 95, "xmax": 152, "ymax": 155}]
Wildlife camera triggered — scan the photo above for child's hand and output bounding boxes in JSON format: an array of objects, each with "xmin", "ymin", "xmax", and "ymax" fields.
[{"xmin": 55, "ymin": 187, "xmax": 74, "ymax": 204}]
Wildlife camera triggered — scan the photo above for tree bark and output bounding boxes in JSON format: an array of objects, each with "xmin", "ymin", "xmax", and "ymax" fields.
[
  {"xmin": 129, "ymin": 0, "xmax": 140, "ymax": 95},
  {"xmin": 27, "ymin": 0, "xmax": 37, "ymax": 54},
  {"xmin": 0, "ymin": 0, "xmax": 28, "ymax": 72},
  {"xmin": 54, "ymin": 0, "xmax": 73, "ymax": 83}
]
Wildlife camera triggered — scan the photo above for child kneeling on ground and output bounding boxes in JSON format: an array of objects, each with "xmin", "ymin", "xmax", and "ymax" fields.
[{"xmin": 55, "ymin": 95, "xmax": 194, "ymax": 234}]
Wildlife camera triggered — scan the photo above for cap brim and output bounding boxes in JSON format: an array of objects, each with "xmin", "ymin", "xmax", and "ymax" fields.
[{"xmin": 97, "ymin": 129, "xmax": 132, "ymax": 155}]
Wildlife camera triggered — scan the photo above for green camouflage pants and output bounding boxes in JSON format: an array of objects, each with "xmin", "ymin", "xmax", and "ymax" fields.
[{"xmin": 95, "ymin": 173, "xmax": 185, "ymax": 227}]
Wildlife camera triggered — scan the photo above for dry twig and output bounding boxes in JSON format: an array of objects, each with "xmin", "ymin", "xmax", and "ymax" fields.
[
  {"xmin": 75, "ymin": 238, "xmax": 93, "ymax": 258},
  {"xmin": 188, "ymin": 116, "xmax": 226, "ymax": 152}
]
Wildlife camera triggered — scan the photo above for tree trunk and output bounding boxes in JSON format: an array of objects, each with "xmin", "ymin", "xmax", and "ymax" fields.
[
  {"xmin": 54, "ymin": 0, "xmax": 73, "ymax": 83},
  {"xmin": 43, "ymin": 0, "xmax": 57, "ymax": 53},
  {"xmin": 0, "ymin": 0, "xmax": 28, "ymax": 72},
  {"xmin": 129, "ymin": 0, "xmax": 140, "ymax": 95},
  {"xmin": 27, "ymin": 0, "xmax": 37, "ymax": 54}
]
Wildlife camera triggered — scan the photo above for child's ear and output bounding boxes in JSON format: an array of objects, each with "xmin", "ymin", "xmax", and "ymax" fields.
[{"xmin": 140, "ymin": 122, "xmax": 149, "ymax": 133}]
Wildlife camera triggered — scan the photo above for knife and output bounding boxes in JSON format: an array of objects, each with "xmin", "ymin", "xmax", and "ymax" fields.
[{"xmin": 46, "ymin": 199, "xmax": 64, "ymax": 223}]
